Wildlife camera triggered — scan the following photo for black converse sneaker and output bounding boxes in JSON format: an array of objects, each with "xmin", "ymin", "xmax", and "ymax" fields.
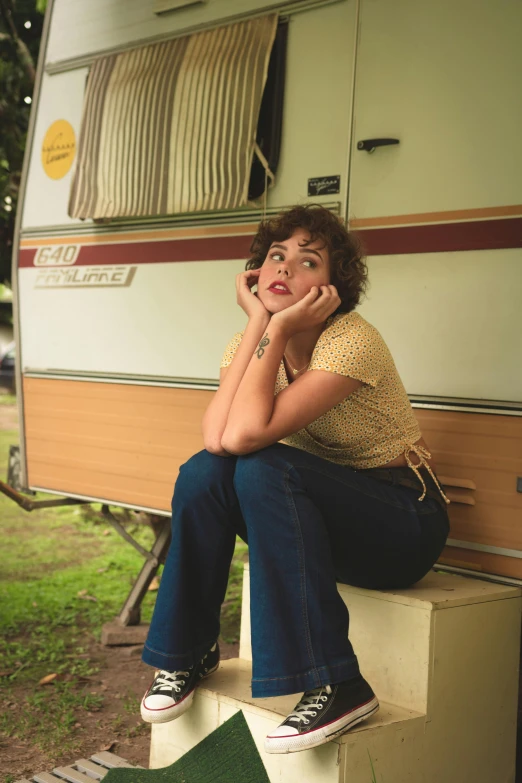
[
  {"xmin": 264, "ymin": 673, "xmax": 379, "ymax": 753},
  {"xmin": 140, "ymin": 642, "xmax": 220, "ymax": 724}
]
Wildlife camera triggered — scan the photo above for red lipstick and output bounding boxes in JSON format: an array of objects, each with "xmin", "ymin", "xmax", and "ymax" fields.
[{"xmin": 268, "ymin": 280, "xmax": 291, "ymax": 295}]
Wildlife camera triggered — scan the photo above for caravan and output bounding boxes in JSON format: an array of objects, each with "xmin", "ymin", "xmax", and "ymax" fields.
[{"xmin": 12, "ymin": 0, "xmax": 522, "ymax": 584}]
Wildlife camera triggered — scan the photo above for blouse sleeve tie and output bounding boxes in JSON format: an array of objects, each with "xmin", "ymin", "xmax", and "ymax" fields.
[{"xmin": 404, "ymin": 444, "xmax": 451, "ymax": 505}]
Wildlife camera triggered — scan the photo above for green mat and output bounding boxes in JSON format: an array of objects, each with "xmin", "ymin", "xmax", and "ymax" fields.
[{"xmin": 105, "ymin": 710, "xmax": 271, "ymax": 783}]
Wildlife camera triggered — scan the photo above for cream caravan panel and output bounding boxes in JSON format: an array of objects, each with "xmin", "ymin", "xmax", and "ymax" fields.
[
  {"xmin": 18, "ymin": 259, "xmax": 247, "ymax": 379},
  {"xmin": 22, "ymin": 69, "xmax": 88, "ymax": 229},
  {"xmin": 350, "ymin": 0, "xmax": 522, "ymax": 219},
  {"xmin": 358, "ymin": 249, "xmax": 522, "ymax": 402},
  {"xmin": 46, "ymin": 0, "xmax": 347, "ymax": 64}
]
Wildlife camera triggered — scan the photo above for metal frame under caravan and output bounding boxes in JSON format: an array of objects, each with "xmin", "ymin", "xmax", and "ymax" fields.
[{"xmin": 10, "ymin": 0, "xmax": 522, "ymax": 602}]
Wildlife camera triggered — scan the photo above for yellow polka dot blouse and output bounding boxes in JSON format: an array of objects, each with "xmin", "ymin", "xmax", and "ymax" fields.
[{"xmin": 220, "ymin": 311, "xmax": 422, "ymax": 471}]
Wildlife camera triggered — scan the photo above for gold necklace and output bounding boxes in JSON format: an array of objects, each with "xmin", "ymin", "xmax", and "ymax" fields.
[{"xmin": 284, "ymin": 354, "xmax": 310, "ymax": 375}]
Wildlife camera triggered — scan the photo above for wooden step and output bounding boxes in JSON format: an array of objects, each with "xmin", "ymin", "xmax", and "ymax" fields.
[
  {"xmin": 150, "ymin": 567, "xmax": 521, "ymax": 781},
  {"xmin": 240, "ymin": 564, "xmax": 521, "ymax": 713},
  {"xmin": 150, "ymin": 657, "xmax": 425, "ymax": 783}
]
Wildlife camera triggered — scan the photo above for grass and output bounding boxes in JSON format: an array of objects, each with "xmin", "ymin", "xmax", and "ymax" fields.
[
  {"xmin": 0, "ymin": 404, "xmax": 247, "ymax": 758},
  {"xmin": 1, "ymin": 682, "xmax": 105, "ymax": 757},
  {"xmin": 221, "ymin": 539, "xmax": 248, "ymax": 642},
  {"xmin": 368, "ymin": 749, "xmax": 378, "ymax": 782}
]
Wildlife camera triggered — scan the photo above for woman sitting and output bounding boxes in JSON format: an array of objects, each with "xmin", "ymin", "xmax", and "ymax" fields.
[{"xmin": 140, "ymin": 204, "xmax": 450, "ymax": 754}]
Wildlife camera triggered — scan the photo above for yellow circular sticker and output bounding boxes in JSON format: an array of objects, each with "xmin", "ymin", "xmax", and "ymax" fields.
[{"xmin": 41, "ymin": 120, "xmax": 76, "ymax": 179}]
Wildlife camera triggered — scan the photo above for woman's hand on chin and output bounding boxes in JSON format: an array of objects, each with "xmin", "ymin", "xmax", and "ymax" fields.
[
  {"xmin": 271, "ymin": 285, "xmax": 341, "ymax": 337},
  {"xmin": 236, "ymin": 269, "xmax": 271, "ymax": 322}
]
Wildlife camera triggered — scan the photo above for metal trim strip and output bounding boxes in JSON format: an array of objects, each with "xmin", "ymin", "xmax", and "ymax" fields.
[
  {"xmin": 23, "ymin": 371, "xmax": 219, "ymax": 390},
  {"xmin": 28, "ymin": 486, "xmax": 171, "ymax": 517},
  {"xmin": 19, "ymin": 201, "xmax": 342, "ymax": 238},
  {"xmin": 434, "ymin": 563, "xmax": 522, "ymax": 588},
  {"xmin": 446, "ymin": 538, "xmax": 522, "ymax": 560},
  {"xmin": 411, "ymin": 403, "xmax": 522, "ymax": 417}
]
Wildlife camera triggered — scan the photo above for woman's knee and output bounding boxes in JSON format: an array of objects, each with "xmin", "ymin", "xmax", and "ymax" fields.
[{"xmin": 173, "ymin": 449, "xmax": 236, "ymax": 505}]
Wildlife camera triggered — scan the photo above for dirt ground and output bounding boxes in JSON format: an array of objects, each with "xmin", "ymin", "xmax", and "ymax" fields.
[
  {"xmin": 0, "ymin": 403, "xmax": 18, "ymax": 431},
  {"xmin": 1, "ymin": 637, "xmax": 239, "ymax": 778}
]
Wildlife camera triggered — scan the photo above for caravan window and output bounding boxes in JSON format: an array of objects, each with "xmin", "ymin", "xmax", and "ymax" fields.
[
  {"xmin": 68, "ymin": 14, "xmax": 285, "ymax": 220},
  {"xmin": 248, "ymin": 20, "xmax": 287, "ymax": 202}
]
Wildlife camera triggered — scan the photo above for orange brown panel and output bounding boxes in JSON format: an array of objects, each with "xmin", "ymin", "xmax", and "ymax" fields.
[
  {"xmin": 415, "ymin": 408, "xmax": 522, "ymax": 579},
  {"xmin": 22, "ymin": 378, "xmax": 522, "ymax": 580},
  {"xmin": 23, "ymin": 377, "xmax": 213, "ymax": 512}
]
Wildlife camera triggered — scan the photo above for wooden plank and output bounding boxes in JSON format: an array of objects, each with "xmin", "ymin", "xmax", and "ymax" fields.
[
  {"xmin": 33, "ymin": 774, "xmax": 64, "ymax": 783},
  {"xmin": 53, "ymin": 767, "xmax": 95, "ymax": 783},
  {"xmin": 73, "ymin": 760, "xmax": 108, "ymax": 779},
  {"xmin": 15, "ymin": 753, "xmax": 138, "ymax": 783},
  {"xmin": 88, "ymin": 752, "xmax": 137, "ymax": 769}
]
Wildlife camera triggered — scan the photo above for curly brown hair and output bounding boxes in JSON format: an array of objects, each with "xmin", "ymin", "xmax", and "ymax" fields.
[{"xmin": 246, "ymin": 204, "xmax": 368, "ymax": 313}]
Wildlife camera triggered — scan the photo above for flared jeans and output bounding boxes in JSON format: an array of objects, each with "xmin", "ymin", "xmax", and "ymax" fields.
[{"xmin": 142, "ymin": 443, "xmax": 450, "ymax": 697}]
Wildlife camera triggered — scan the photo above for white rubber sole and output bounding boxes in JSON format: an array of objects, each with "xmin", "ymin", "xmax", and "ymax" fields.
[
  {"xmin": 264, "ymin": 696, "xmax": 380, "ymax": 754},
  {"xmin": 140, "ymin": 662, "xmax": 219, "ymax": 725}
]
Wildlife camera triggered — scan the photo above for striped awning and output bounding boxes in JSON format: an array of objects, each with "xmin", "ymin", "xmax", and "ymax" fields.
[{"xmin": 68, "ymin": 14, "xmax": 278, "ymax": 219}]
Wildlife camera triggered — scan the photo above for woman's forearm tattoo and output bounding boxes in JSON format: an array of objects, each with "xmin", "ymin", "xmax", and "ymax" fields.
[{"xmin": 256, "ymin": 333, "xmax": 270, "ymax": 359}]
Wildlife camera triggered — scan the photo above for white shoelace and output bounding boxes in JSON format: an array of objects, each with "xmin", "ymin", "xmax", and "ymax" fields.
[
  {"xmin": 286, "ymin": 685, "xmax": 333, "ymax": 725},
  {"xmin": 152, "ymin": 669, "xmax": 190, "ymax": 694}
]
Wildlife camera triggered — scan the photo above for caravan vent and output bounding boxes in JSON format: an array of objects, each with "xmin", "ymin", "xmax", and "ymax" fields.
[{"xmin": 440, "ymin": 475, "xmax": 477, "ymax": 506}]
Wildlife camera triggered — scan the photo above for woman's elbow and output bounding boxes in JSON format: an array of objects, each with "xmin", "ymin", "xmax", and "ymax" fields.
[
  {"xmin": 205, "ymin": 441, "xmax": 229, "ymax": 456},
  {"xmin": 221, "ymin": 429, "xmax": 259, "ymax": 455}
]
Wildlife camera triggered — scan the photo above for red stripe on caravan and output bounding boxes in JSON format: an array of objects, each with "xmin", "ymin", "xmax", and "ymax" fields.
[
  {"xmin": 18, "ymin": 234, "xmax": 255, "ymax": 268},
  {"xmin": 18, "ymin": 215, "xmax": 522, "ymax": 268},
  {"xmin": 19, "ymin": 248, "xmax": 37, "ymax": 266},
  {"xmin": 355, "ymin": 217, "xmax": 522, "ymax": 255}
]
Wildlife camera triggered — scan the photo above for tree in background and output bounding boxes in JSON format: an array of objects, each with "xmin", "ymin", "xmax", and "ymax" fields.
[{"xmin": 0, "ymin": 0, "xmax": 45, "ymax": 285}]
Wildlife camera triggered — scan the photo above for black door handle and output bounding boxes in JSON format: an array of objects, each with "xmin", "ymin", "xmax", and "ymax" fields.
[{"xmin": 357, "ymin": 138, "xmax": 400, "ymax": 153}]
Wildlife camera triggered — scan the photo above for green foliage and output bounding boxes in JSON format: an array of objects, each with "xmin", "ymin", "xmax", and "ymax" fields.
[
  {"xmin": 0, "ymin": 423, "xmax": 157, "ymax": 683},
  {"xmin": 220, "ymin": 539, "xmax": 248, "ymax": 642},
  {"xmin": 0, "ymin": 0, "xmax": 44, "ymax": 283},
  {"xmin": 0, "ymin": 498, "xmax": 159, "ymax": 676},
  {"xmin": 368, "ymin": 749, "xmax": 378, "ymax": 782}
]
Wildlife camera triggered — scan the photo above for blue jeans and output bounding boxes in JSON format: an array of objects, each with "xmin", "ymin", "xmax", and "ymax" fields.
[{"xmin": 142, "ymin": 443, "xmax": 449, "ymax": 697}]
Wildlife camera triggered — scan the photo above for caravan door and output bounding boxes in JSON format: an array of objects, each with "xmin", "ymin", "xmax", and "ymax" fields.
[{"xmin": 349, "ymin": 0, "xmax": 522, "ymax": 579}]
